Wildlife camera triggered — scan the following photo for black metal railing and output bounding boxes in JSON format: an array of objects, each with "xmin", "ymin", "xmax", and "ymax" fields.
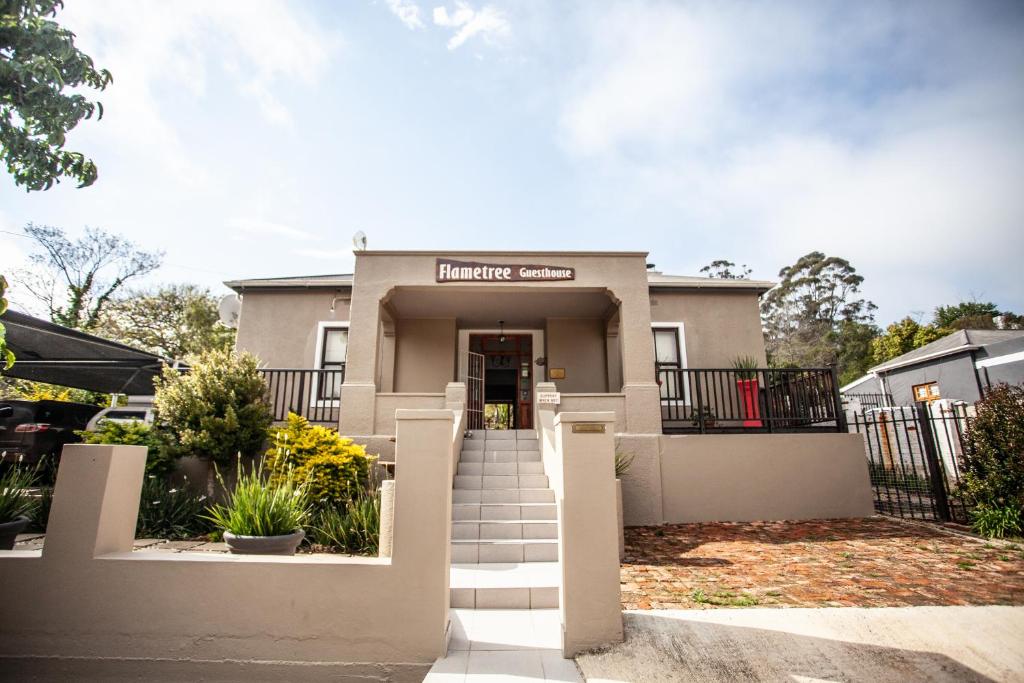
[
  {"xmin": 658, "ymin": 367, "xmax": 845, "ymax": 434},
  {"xmin": 849, "ymin": 402, "xmax": 972, "ymax": 524},
  {"xmin": 843, "ymin": 392, "xmax": 894, "ymax": 409},
  {"xmin": 258, "ymin": 367, "xmax": 345, "ymax": 425}
]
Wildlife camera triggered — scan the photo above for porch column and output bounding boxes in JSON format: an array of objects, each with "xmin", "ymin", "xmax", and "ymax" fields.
[
  {"xmin": 613, "ymin": 287, "xmax": 662, "ymax": 434},
  {"xmin": 339, "ymin": 280, "xmax": 386, "ymax": 436}
]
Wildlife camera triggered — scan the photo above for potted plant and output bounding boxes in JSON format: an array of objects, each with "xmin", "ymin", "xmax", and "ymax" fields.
[
  {"xmin": 204, "ymin": 459, "xmax": 311, "ymax": 555},
  {"xmin": 0, "ymin": 465, "xmax": 36, "ymax": 550},
  {"xmin": 732, "ymin": 355, "xmax": 763, "ymax": 428},
  {"xmin": 690, "ymin": 403, "xmax": 717, "ymax": 430}
]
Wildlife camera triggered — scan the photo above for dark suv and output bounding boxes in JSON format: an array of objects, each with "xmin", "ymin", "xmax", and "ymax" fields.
[{"xmin": 0, "ymin": 400, "xmax": 103, "ymax": 467}]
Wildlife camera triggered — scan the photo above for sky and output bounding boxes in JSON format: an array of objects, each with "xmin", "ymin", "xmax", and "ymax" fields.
[{"xmin": 1, "ymin": 0, "xmax": 1022, "ymax": 327}]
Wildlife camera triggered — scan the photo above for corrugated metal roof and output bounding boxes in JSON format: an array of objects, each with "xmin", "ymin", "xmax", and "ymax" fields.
[{"xmin": 870, "ymin": 328, "xmax": 1024, "ymax": 373}]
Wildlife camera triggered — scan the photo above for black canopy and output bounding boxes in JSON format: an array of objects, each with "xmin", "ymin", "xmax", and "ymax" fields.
[{"xmin": 1, "ymin": 309, "xmax": 180, "ymax": 395}]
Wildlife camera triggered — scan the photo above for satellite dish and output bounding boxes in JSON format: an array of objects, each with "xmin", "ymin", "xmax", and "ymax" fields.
[
  {"xmin": 217, "ymin": 294, "xmax": 241, "ymax": 329},
  {"xmin": 353, "ymin": 230, "xmax": 367, "ymax": 251}
]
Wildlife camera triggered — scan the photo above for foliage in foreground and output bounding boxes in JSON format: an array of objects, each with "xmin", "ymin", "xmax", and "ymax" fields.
[
  {"xmin": 77, "ymin": 420, "xmax": 175, "ymax": 478},
  {"xmin": 154, "ymin": 349, "xmax": 272, "ymax": 493},
  {"xmin": 0, "ymin": 274, "xmax": 13, "ymax": 369},
  {"xmin": 958, "ymin": 384, "xmax": 1024, "ymax": 538},
  {"xmin": 0, "ymin": 464, "xmax": 37, "ymax": 523},
  {"xmin": 969, "ymin": 505, "xmax": 1022, "ymax": 540},
  {"xmin": 136, "ymin": 475, "xmax": 212, "ymax": 540},
  {"xmin": 203, "ymin": 459, "xmax": 311, "ymax": 537},
  {"xmin": 266, "ymin": 413, "xmax": 375, "ymax": 510},
  {"xmin": 311, "ymin": 491, "xmax": 381, "ymax": 555},
  {"xmin": 0, "ymin": 0, "xmax": 112, "ymax": 191}
]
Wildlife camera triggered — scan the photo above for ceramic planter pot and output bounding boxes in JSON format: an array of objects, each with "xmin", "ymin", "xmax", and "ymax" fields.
[
  {"xmin": 0, "ymin": 516, "xmax": 31, "ymax": 551},
  {"xmin": 223, "ymin": 529, "xmax": 305, "ymax": 556}
]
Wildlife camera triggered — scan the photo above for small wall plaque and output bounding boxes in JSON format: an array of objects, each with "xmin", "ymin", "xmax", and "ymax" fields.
[
  {"xmin": 549, "ymin": 368, "xmax": 565, "ymax": 379},
  {"xmin": 571, "ymin": 423, "xmax": 605, "ymax": 434},
  {"xmin": 537, "ymin": 391, "xmax": 561, "ymax": 405}
]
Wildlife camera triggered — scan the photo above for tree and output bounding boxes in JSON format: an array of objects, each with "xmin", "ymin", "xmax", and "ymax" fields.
[
  {"xmin": 96, "ymin": 284, "xmax": 235, "ymax": 360},
  {"xmin": 1, "ymin": 0, "xmax": 112, "ymax": 191},
  {"xmin": 700, "ymin": 259, "xmax": 752, "ymax": 279},
  {"xmin": 836, "ymin": 320, "xmax": 880, "ymax": 385},
  {"xmin": 17, "ymin": 223, "xmax": 162, "ymax": 330},
  {"xmin": 761, "ymin": 251, "xmax": 876, "ymax": 370},
  {"xmin": 153, "ymin": 349, "xmax": 272, "ymax": 496},
  {"xmin": 0, "ymin": 274, "xmax": 13, "ymax": 368},
  {"xmin": 934, "ymin": 301, "xmax": 1000, "ymax": 330},
  {"xmin": 869, "ymin": 317, "xmax": 945, "ymax": 365}
]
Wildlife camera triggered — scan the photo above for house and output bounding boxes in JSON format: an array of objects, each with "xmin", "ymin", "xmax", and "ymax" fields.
[
  {"xmin": 225, "ymin": 249, "xmax": 869, "ymax": 526},
  {"xmin": 842, "ymin": 328, "xmax": 1024, "ymax": 406}
]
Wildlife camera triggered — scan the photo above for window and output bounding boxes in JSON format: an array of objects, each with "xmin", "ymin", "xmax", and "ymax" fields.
[
  {"xmin": 912, "ymin": 382, "xmax": 940, "ymax": 403},
  {"xmin": 652, "ymin": 324, "xmax": 687, "ymax": 402},
  {"xmin": 315, "ymin": 324, "xmax": 348, "ymax": 401}
]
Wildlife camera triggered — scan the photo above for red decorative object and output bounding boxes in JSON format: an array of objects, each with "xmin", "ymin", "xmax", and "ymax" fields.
[{"xmin": 738, "ymin": 378, "xmax": 762, "ymax": 427}]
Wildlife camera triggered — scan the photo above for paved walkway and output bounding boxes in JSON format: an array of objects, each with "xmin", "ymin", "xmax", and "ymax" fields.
[
  {"xmin": 577, "ymin": 606, "xmax": 1024, "ymax": 682},
  {"xmin": 424, "ymin": 609, "xmax": 581, "ymax": 682},
  {"xmin": 622, "ymin": 518, "xmax": 1024, "ymax": 609}
]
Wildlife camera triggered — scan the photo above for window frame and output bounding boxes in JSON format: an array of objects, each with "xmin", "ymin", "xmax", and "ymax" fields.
[
  {"xmin": 311, "ymin": 320, "xmax": 349, "ymax": 407},
  {"xmin": 912, "ymin": 381, "xmax": 940, "ymax": 403},
  {"xmin": 651, "ymin": 322, "xmax": 689, "ymax": 405}
]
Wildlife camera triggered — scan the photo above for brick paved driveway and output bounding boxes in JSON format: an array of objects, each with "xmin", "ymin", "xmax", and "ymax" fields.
[{"xmin": 621, "ymin": 517, "xmax": 1024, "ymax": 610}]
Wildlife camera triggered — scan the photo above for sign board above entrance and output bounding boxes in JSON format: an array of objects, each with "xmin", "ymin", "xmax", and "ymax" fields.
[{"xmin": 436, "ymin": 258, "xmax": 576, "ymax": 283}]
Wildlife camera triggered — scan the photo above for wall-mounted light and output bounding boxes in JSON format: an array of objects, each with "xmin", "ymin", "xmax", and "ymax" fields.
[
  {"xmin": 498, "ymin": 320, "xmax": 506, "ymax": 343},
  {"xmin": 330, "ymin": 292, "xmax": 346, "ymax": 313}
]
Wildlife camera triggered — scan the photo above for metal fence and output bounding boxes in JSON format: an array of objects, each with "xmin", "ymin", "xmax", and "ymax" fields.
[
  {"xmin": 848, "ymin": 401, "xmax": 973, "ymax": 524},
  {"xmin": 658, "ymin": 367, "xmax": 845, "ymax": 434},
  {"xmin": 258, "ymin": 367, "xmax": 345, "ymax": 425},
  {"xmin": 842, "ymin": 392, "xmax": 894, "ymax": 410}
]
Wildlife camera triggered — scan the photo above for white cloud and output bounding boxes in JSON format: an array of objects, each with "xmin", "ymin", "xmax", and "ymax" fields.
[
  {"xmin": 386, "ymin": 0, "xmax": 425, "ymax": 30},
  {"xmin": 57, "ymin": 1, "xmax": 340, "ymax": 184},
  {"xmin": 560, "ymin": 1, "xmax": 1024, "ymax": 323},
  {"xmin": 433, "ymin": 2, "xmax": 510, "ymax": 50},
  {"xmin": 228, "ymin": 218, "xmax": 313, "ymax": 241}
]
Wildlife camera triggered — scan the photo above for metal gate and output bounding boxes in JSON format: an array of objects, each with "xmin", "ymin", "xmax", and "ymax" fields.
[
  {"xmin": 467, "ymin": 351, "xmax": 484, "ymax": 430},
  {"xmin": 849, "ymin": 402, "xmax": 973, "ymax": 524}
]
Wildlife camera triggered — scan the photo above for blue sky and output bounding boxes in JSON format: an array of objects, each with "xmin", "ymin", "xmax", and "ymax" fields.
[{"xmin": 1, "ymin": 0, "xmax": 1022, "ymax": 326}]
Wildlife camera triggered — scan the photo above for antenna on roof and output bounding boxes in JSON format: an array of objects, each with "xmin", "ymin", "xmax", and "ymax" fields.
[{"xmin": 353, "ymin": 230, "xmax": 368, "ymax": 251}]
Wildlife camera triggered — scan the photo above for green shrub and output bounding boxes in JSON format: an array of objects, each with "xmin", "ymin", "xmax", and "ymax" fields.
[
  {"xmin": 311, "ymin": 491, "xmax": 381, "ymax": 555},
  {"xmin": 28, "ymin": 487, "xmax": 52, "ymax": 532},
  {"xmin": 614, "ymin": 450, "xmax": 635, "ymax": 477},
  {"xmin": 958, "ymin": 384, "xmax": 1024, "ymax": 536},
  {"xmin": 970, "ymin": 505, "xmax": 1023, "ymax": 539},
  {"xmin": 266, "ymin": 413, "xmax": 375, "ymax": 510},
  {"xmin": 203, "ymin": 459, "xmax": 311, "ymax": 537},
  {"xmin": 154, "ymin": 349, "xmax": 273, "ymax": 495},
  {"xmin": 77, "ymin": 420, "xmax": 175, "ymax": 478},
  {"xmin": 0, "ymin": 464, "xmax": 36, "ymax": 523},
  {"xmin": 136, "ymin": 475, "xmax": 213, "ymax": 539}
]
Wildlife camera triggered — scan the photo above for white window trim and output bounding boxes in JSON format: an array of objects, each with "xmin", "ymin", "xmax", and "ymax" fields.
[
  {"xmin": 651, "ymin": 322, "xmax": 689, "ymax": 405},
  {"xmin": 311, "ymin": 320, "xmax": 349, "ymax": 408}
]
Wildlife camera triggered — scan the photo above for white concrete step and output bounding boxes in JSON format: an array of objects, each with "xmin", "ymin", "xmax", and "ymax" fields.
[
  {"xmin": 450, "ymin": 562, "xmax": 560, "ymax": 609},
  {"xmin": 459, "ymin": 450, "xmax": 542, "ymax": 463},
  {"xmin": 451, "ymin": 539, "xmax": 559, "ymax": 563},
  {"xmin": 452, "ymin": 520, "xmax": 558, "ymax": 541},
  {"xmin": 454, "ymin": 474, "xmax": 550, "ymax": 490},
  {"xmin": 458, "ymin": 462, "xmax": 546, "ymax": 476},
  {"xmin": 454, "ymin": 489, "xmax": 555, "ymax": 504},
  {"xmin": 453, "ymin": 503, "xmax": 557, "ymax": 521}
]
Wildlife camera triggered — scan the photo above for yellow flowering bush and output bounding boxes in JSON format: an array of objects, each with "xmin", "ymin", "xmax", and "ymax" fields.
[{"xmin": 266, "ymin": 413, "xmax": 376, "ymax": 509}]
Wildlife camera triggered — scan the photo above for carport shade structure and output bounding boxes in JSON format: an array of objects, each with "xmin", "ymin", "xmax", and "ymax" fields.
[{"xmin": 0, "ymin": 310, "xmax": 182, "ymax": 394}]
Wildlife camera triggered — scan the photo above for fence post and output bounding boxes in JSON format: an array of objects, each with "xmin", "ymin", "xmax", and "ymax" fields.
[
  {"xmin": 761, "ymin": 370, "xmax": 774, "ymax": 434},
  {"xmin": 914, "ymin": 403, "xmax": 952, "ymax": 523},
  {"xmin": 830, "ymin": 366, "xmax": 847, "ymax": 433},
  {"xmin": 693, "ymin": 370, "xmax": 705, "ymax": 434}
]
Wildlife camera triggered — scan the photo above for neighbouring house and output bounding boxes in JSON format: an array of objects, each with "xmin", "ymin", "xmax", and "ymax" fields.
[{"xmin": 843, "ymin": 328, "xmax": 1024, "ymax": 407}]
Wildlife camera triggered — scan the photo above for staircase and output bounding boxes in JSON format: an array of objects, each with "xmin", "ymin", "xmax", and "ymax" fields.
[{"xmin": 450, "ymin": 428, "xmax": 560, "ymax": 609}]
